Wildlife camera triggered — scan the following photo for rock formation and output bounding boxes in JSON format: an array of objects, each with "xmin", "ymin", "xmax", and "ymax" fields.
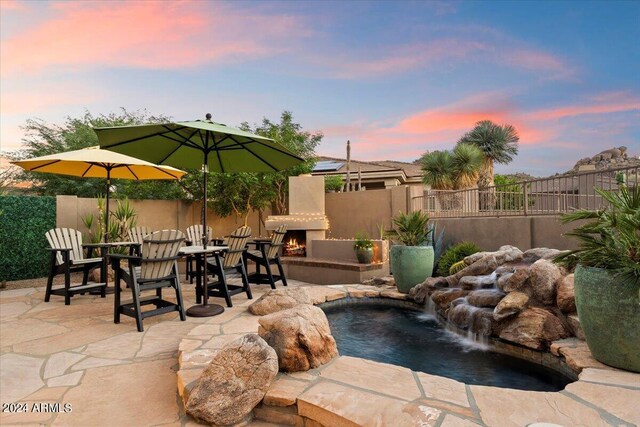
[
  {"xmin": 258, "ymin": 304, "xmax": 338, "ymax": 372},
  {"xmin": 186, "ymin": 334, "xmax": 278, "ymax": 426},
  {"xmin": 248, "ymin": 288, "xmax": 311, "ymax": 316},
  {"xmin": 410, "ymin": 245, "xmax": 580, "ymax": 350},
  {"xmin": 570, "ymin": 146, "xmax": 639, "ymax": 173}
]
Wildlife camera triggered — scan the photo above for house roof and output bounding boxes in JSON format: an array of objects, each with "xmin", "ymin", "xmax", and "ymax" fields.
[{"xmin": 314, "ymin": 156, "xmax": 423, "ymax": 178}]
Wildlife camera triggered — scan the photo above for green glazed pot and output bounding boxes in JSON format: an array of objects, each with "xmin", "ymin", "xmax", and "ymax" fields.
[
  {"xmin": 574, "ymin": 265, "xmax": 640, "ymax": 372},
  {"xmin": 355, "ymin": 247, "xmax": 374, "ymax": 264},
  {"xmin": 390, "ymin": 245, "xmax": 434, "ymax": 294}
]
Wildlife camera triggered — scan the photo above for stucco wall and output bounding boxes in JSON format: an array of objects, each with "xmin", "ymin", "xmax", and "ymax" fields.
[{"xmin": 56, "ymin": 196, "xmax": 269, "ymax": 239}]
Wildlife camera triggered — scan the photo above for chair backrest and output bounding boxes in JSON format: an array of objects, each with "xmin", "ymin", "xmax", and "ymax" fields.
[
  {"xmin": 139, "ymin": 230, "xmax": 185, "ymax": 280},
  {"xmin": 267, "ymin": 225, "xmax": 287, "ymax": 259},
  {"xmin": 223, "ymin": 226, "xmax": 252, "ymax": 268},
  {"xmin": 46, "ymin": 228, "xmax": 84, "ymax": 265},
  {"xmin": 186, "ymin": 224, "xmax": 213, "ymax": 246},
  {"xmin": 128, "ymin": 226, "xmax": 151, "ymax": 245}
]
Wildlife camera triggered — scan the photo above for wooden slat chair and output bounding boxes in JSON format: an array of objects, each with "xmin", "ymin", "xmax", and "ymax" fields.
[
  {"xmin": 114, "ymin": 230, "xmax": 186, "ymax": 332},
  {"xmin": 128, "ymin": 226, "xmax": 151, "ymax": 256},
  {"xmin": 206, "ymin": 226, "xmax": 253, "ymax": 307},
  {"xmin": 185, "ymin": 224, "xmax": 214, "ymax": 284},
  {"xmin": 44, "ymin": 228, "xmax": 106, "ymax": 305},
  {"xmin": 244, "ymin": 225, "xmax": 288, "ymax": 289}
]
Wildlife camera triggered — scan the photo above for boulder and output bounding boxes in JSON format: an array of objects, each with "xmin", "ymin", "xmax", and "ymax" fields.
[
  {"xmin": 448, "ymin": 256, "xmax": 499, "ymax": 286},
  {"xmin": 258, "ymin": 305, "xmax": 338, "ymax": 372},
  {"xmin": 362, "ymin": 276, "xmax": 395, "ymax": 287},
  {"xmin": 493, "ymin": 291, "xmax": 529, "ymax": 321},
  {"xmin": 496, "ymin": 268, "xmax": 530, "ymax": 293},
  {"xmin": 458, "ymin": 274, "xmax": 497, "ymax": 290},
  {"xmin": 409, "ymin": 277, "xmax": 448, "ymax": 304},
  {"xmin": 523, "ymin": 247, "xmax": 562, "ymax": 262},
  {"xmin": 498, "ymin": 308, "xmax": 570, "ymax": 350},
  {"xmin": 430, "ymin": 288, "xmax": 469, "ymax": 311},
  {"xmin": 556, "ymin": 274, "xmax": 576, "ymax": 313},
  {"xmin": 528, "ymin": 259, "xmax": 563, "ymax": 305},
  {"xmin": 467, "ymin": 289, "xmax": 505, "ymax": 308},
  {"xmin": 248, "ymin": 288, "xmax": 311, "ymax": 316},
  {"xmin": 464, "ymin": 246, "xmax": 523, "ymax": 266},
  {"xmin": 186, "ymin": 334, "xmax": 278, "ymax": 426}
]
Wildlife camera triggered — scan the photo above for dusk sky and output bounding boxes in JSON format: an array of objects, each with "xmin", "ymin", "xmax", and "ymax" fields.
[{"xmin": 1, "ymin": 0, "xmax": 639, "ymax": 176}]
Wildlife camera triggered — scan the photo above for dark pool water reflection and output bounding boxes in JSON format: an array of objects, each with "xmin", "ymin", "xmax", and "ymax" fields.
[{"xmin": 323, "ymin": 304, "xmax": 572, "ymax": 391}]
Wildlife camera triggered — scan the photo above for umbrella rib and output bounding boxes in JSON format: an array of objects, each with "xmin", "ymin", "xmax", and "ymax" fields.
[
  {"xmin": 28, "ymin": 160, "xmax": 62, "ymax": 171},
  {"xmin": 100, "ymin": 125, "xmax": 190, "ymax": 148},
  {"xmin": 125, "ymin": 165, "xmax": 139, "ymax": 180},
  {"xmin": 228, "ymin": 135, "xmax": 278, "ymax": 171},
  {"xmin": 81, "ymin": 163, "xmax": 95, "ymax": 177},
  {"xmin": 253, "ymin": 140, "xmax": 305, "ymax": 161},
  {"xmin": 211, "ymin": 131, "xmax": 225, "ymax": 173},
  {"xmin": 152, "ymin": 166, "xmax": 180, "ymax": 179},
  {"xmin": 161, "ymin": 126, "xmax": 203, "ymax": 150}
]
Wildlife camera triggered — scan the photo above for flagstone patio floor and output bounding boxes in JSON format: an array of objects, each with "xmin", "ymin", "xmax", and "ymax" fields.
[{"xmin": 1, "ymin": 279, "xmax": 639, "ymax": 426}]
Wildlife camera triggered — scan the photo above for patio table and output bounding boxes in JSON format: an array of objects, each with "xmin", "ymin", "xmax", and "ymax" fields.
[{"xmin": 179, "ymin": 245, "xmax": 228, "ymax": 317}]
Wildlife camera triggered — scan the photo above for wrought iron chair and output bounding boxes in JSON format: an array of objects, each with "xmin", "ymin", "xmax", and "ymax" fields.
[
  {"xmin": 244, "ymin": 225, "xmax": 288, "ymax": 289},
  {"xmin": 44, "ymin": 228, "xmax": 106, "ymax": 305},
  {"xmin": 205, "ymin": 226, "xmax": 253, "ymax": 307},
  {"xmin": 185, "ymin": 224, "xmax": 213, "ymax": 284},
  {"xmin": 113, "ymin": 229, "xmax": 186, "ymax": 332}
]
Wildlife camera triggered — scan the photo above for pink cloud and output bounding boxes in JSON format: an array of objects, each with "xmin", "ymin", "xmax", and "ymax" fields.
[
  {"xmin": 503, "ymin": 49, "xmax": 575, "ymax": 80},
  {"xmin": 527, "ymin": 93, "xmax": 640, "ymax": 121},
  {"xmin": 0, "ymin": 1, "xmax": 308, "ymax": 77},
  {"xmin": 0, "ymin": 0, "xmax": 28, "ymax": 11}
]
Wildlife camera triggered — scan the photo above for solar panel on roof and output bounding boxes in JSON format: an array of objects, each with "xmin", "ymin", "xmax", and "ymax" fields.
[{"xmin": 313, "ymin": 161, "xmax": 344, "ymax": 171}]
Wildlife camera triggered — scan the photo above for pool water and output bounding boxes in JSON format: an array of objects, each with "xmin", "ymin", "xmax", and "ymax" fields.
[{"xmin": 323, "ymin": 304, "xmax": 572, "ymax": 391}]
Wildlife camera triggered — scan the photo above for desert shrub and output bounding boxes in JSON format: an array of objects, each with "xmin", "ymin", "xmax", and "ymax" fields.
[{"xmin": 437, "ymin": 241, "xmax": 482, "ymax": 277}]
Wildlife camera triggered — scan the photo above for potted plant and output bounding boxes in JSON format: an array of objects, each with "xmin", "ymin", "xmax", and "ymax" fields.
[
  {"xmin": 386, "ymin": 211, "xmax": 434, "ymax": 293},
  {"xmin": 353, "ymin": 233, "xmax": 374, "ymax": 264},
  {"xmin": 555, "ymin": 185, "xmax": 639, "ymax": 372}
]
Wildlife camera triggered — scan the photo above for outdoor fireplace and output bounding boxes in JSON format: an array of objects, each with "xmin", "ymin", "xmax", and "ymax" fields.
[
  {"xmin": 283, "ymin": 230, "xmax": 306, "ymax": 257},
  {"xmin": 266, "ymin": 175, "xmax": 329, "ymax": 257}
]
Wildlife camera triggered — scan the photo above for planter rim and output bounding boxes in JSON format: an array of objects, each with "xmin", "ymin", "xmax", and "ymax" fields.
[{"xmin": 391, "ymin": 245, "xmax": 434, "ymax": 251}]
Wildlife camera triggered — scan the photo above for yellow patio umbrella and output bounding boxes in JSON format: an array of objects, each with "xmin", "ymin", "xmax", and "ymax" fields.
[{"xmin": 12, "ymin": 146, "xmax": 186, "ymax": 242}]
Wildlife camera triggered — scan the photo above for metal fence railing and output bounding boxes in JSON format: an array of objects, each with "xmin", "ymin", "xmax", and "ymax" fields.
[{"xmin": 412, "ymin": 165, "xmax": 639, "ymax": 218}]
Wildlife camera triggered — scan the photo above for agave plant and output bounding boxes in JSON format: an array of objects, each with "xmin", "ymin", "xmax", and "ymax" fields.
[
  {"xmin": 386, "ymin": 211, "xmax": 431, "ymax": 246},
  {"xmin": 554, "ymin": 185, "xmax": 640, "ymax": 287}
]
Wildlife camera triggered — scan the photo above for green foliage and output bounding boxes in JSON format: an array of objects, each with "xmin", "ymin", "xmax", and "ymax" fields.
[
  {"xmin": 239, "ymin": 111, "xmax": 322, "ymax": 214},
  {"xmin": 353, "ymin": 232, "xmax": 374, "ymax": 249},
  {"xmin": 494, "ymin": 175, "xmax": 533, "ymax": 210},
  {"xmin": 458, "ymin": 120, "xmax": 519, "ymax": 165},
  {"xmin": 0, "ymin": 196, "xmax": 56, "ymax": 281},
  {"xmin": 437, "ymin": 241, "xmax": 482, "ymax": 277},
  {"xmin": 386, "ymin": 211, "xmax": 431, "ymax": 246},
  {"xmin": 82, "ymin": 196, "xmax": 137, "ymax": 246},
  {"xmin": 208, "ymin": 173, "xmax": 275, "ymax": 225},
  {"xmin": 324, "ymin": 175, "xmax": 343, "ymax": 193},
  {"xmin": 10, "ymin": 109, "xmax": 187, "ymax": 200},
  {"xmin": 449, "ymin": 260, "xmax": 467, "ymax": 275},
  {"xmin": 420, "ymin": 144, "xmax": 483, "ymax": 190},
  {"xmin": 554, "ymin": 185, "xmax": 640, "ymax": 287}
]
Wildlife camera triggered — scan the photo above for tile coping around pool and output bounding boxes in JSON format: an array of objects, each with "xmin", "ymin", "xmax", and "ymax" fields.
[{"xmin": 177, "ymin": 283, "xmax": 640, "ymax": 427}]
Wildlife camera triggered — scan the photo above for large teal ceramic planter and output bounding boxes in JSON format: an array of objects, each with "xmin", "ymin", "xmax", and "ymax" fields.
[
  {"xmin": 574, "ymin": 265, "xmax": 640, "ymax": 372},
  {"xmin": 390, "ymin": 246, "xmax": 434, "ymax": 293}
]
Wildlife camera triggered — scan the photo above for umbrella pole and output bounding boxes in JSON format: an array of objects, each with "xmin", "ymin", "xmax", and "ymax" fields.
[
  {"xmin": 105, "ymin": 169, "xmax": 111, "ymax": 244},
  {"xmin": 202, "ymin": 158, "xmax": 208, "ymax": 249}
]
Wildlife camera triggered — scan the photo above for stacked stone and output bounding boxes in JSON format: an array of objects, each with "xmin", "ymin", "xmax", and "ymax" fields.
[{"xmin": 410, "ymin": 245, "xmax": 582, "ymax": 351}]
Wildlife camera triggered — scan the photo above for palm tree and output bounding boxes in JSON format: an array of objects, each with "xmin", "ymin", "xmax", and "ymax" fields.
[
  {"xmin": 458, "ymin": 120, "xmax": 519, "ymax": 189},
  {"xmin": 420, "ymin": 143, "xmax": 483, "ymax": 190}
]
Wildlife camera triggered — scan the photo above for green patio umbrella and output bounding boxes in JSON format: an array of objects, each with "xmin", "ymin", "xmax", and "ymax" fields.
[{"xmin": 94, "ymin": 114, "xmax": 304, "ymax": 247}]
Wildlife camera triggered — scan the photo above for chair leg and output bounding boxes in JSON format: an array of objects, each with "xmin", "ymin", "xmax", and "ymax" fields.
[
  {"xmin": 174, "ymin": 263, "xmax": 186, "ymax": 321},
  {"xmin": 264, "ymin": 261, "xmax": 276, "ymax": 290},
  {"xmin": 131, "ymin": 281, "xmax": 144, "ymax": 332},
  {"xmin": 240, "ymin": 262, "xmax": 252, "ymax": 300},
  {"xmin": 114, "ymin": 270, "xmax": 121, "ymax": 324},
  {"xmin": 64, "ymin": 264, "xmax": 71, "ymax": 306},
  {"xmin": 219, "ymin": 268, "xmax": 233, "ymax": 308},
  {"xmin": 276, "ymin": 256, "xmax": 288, "ymax": 287},
  {"xmin": 45, "ymin": 254, "xmax": 56, "ymax": 303}
]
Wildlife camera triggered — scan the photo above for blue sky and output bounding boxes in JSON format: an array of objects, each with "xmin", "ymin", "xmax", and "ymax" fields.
[{"xmin": 1, "ymin": 0, "xmax": 638, "ymax": 176}]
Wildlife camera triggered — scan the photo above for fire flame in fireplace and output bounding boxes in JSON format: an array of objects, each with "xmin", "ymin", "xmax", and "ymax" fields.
[{"xmin": 284, "ymin": 237, "xmax": 306, "ymax": 256}]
